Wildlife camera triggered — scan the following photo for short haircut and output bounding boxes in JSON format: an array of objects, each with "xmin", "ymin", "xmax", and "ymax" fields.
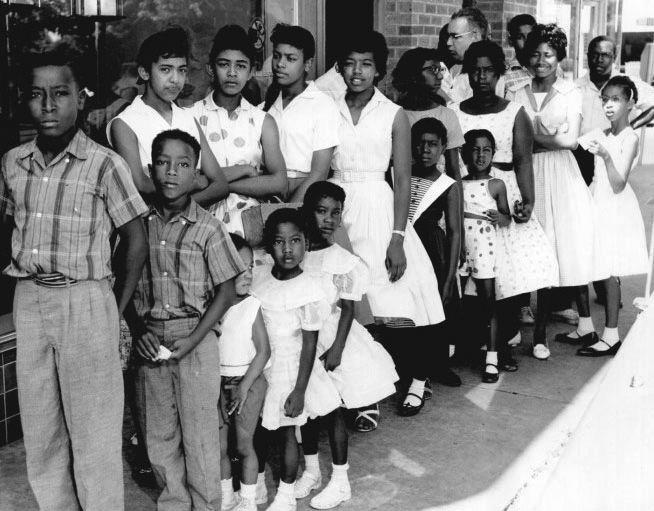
[
  {"xmin": 270, "ymin": 24, "xmax": 315, "ymax": 60},
  {"xmin": 337, "ymin": 31, "xmax": 389, "ymax": 83},
  {"xmin": 602, "ymin": 75, "xmax": 639, "ymax": 103},
  {"xmin": 462, "ymin": 40, "xmax": 507, "ymax": 76},
  {"xmin": 463, "ymin": 128, "xmax": 496, "ymax": 154},
  {"xmin": 524, "ymin": 23, "xmax": 567, "ymax": 61},
  {"xmin": 451, "ymin": 7, "xmax": 489, "ymax": 40},
  {"xmin": 588, "ymin": 35, "xmax": 616, "ymax": 57},
  {"xmin": 302, "ymin": 181, "xmax": 346, "ymax": 214},
  {"xmin": 229, "ymin": 233, "xmax": 251, "ymax": 253},
  {"xmin": 151, "ymin": 129, "xmax": 201, "ymax": 165},
  {"xmin": 137, "ymin": 26, "xmax": 190, "ymax": 73},
  {"xmin": 209, "ymin": 25, "xmax": 256, "ymax": 66},
  {"xmin": 263, "ymin": 207, "xmax": 306, "ymax": 249},
  {"xmin": 392, "ymin": 47, "xmax": 443, "ymax": 93},
  {"xmin": 411, "ymin": 118, "xmax": 448, "ymax": 148},
  {"xmin": 21, "ymin": 42, "xmax": 87, "ymax": 92},
  {"xmin": 507, "ymin": 14, "xmax": 537, "ymax": 36}
]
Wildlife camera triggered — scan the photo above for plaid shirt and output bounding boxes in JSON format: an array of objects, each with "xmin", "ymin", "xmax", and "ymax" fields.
[
  {"xmin": 0, "ymin": 130, "xmax": 148, "ymax": 280},
  {"xmin": 133, "ymin": 200, "xmax": 245, "ymax": 320}
]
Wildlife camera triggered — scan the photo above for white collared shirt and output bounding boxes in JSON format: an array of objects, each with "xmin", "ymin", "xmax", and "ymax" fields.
[{"xmin": 263, "ymin": 81, "xmax": 340, "ymax": 176}]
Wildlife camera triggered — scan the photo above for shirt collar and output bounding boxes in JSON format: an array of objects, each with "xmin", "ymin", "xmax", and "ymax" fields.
[
  {"xmin": 271, "ymin": 80, "xmax": 320, "ymax": 112},
  {"xmin": 202, "ymin": 91, "xmax": 252, "ymax": 115},
  {"xmin": 148, "ymin": 198, "xmax": 199, "ymax": 224},
  {"xmin": 17, "ymin": 129, "xmax": 89, "ymax": 162}
]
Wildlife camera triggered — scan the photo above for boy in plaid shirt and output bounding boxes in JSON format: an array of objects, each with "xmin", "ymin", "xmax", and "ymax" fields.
[
  {"xmin": 125, "ymin": 128, "xmax": 245, "ymax": 510},
  {"xmin": 0, "ymin": 45, "xmax": 148, "ymax": 510}
]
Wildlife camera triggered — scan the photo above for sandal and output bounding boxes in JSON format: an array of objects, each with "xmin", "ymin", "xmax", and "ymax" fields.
[
  {"xmin": 398, "ymin": 392, "xmax": 424, "ymax": 417},
  {"xmin": 423, "ymin": 378, "xmax": 433, "ymax": 400},
  {"xmin": 354, "ymin": 405, "xmax": 380, "ymax": 432},
  {"xmin": 482, "ymin": 363, "xmax": 499, "ymax": 383},
  {"xmin": 499, "ymin": 351, "xmax": 518, "ymax": 372}
]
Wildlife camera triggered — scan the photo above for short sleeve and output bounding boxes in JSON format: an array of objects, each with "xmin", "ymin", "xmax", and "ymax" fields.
[
  {"xmin": 312, "ymin": 97, "xmax": 340, "ymax": 151},
  {"xmin": 635, "ymin": 79, "xmax": 654, "ymax": 109},
  {"xmin": 333, "ymin": 259, "xmax": 370, "ymax": 301},
  {"xmin": 102, "ymin": 153, "xmax": 148, "ymax": 228},
  {"xmin": 441, "ymin": 107, "xmax": 465, "ymax": 149},
  {"xmin": 0, "ymin": 154, "xmax": 15, "ymax": 217},
  {"xmin": 298, "ymin": 299, "xmax": 331, "ymax": 331},
  {"xmin": 206, "ymin": 221, "xmax": 247, "ymax": 286}
]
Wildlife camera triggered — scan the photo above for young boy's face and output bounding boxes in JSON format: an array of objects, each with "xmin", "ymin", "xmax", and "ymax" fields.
[
  {"xmin": 151, "ymin": 138, "xmax": 198, "ymax": 203},
  {"xmin": 414, "ymin": 133, "xmax": 445, "ymax": 169},
  {"xmin": 467, "ymin": 136, "xmax": 494, "ymax": 173},
  {"xmin": 28, "ymin": 65, "xmax": 84, "ymax": 140},
  {"xmin": 272, "ymin": 43, "xmax": 311, "ymax": 87},
  {"xmin": 139, "ymin": 56, "xmax": 188, "ymax": 102},
  {"xmin": 269, "ymin": 222, "xmax": 305, "ymax": 271},
  {"xmin": 234, "ymin": 246, "xmax": 254, "ymax": 296},
  {"xmin": 311, "ymin": 196, "xmax": 342, "ymax": 242},
  {"xmin": 210, "ymin": 49, "xmax": 251, "ymax": 97}
]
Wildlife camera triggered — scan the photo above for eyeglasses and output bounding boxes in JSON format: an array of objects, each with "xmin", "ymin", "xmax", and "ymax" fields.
[
  {"xmin": 421, "ymin": 64, "xmax": 444, "ymax": 75},
  {"xmin": 447, "ymin": 31, "xmax": 476, "ymax": 41}
]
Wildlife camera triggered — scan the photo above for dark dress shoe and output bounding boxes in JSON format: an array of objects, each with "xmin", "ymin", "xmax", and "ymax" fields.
[
  {"xmin": 398, "ymin": 392, "xmax": 425, "ymax": 416},
  {"xmin": 555, "ymin": 331, "xmax": 598, "ymax": 346},
  {"xmin": 482, "ymin": 363, "xmax": 499, "ymax": 383},
  {"xmin": 577, "ymin": 340, "xmax": 621, "ymax": 357}
]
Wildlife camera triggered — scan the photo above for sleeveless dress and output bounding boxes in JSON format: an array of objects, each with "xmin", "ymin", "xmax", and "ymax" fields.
[
  {"xmin": 452, "ymin": 101, "xmax": 559, "ymax": 298},
  {"xmin": 303, "ymin": 244, "xmax": 399, "ymax": 408},
  {"xmin": 191, "ymin": 94, "xmax": 265, "ymax": 238},
  {"xmin": 250, "ymin": 268, "xmax": 341, "ymax": 430},
  {"xmin": 591, "ymin": 127, "xmax": 649, "ymax": 277},
  {"xmin": 508, "ymin": 79, "xmax": 606, "ymax": 286},
  {"xmin": 218, "ymin": 295, "xmax": 260, "ymax": 378},
  {"xmin": 330, "ymin": 88, "xmax": 445, "ymax": 326},
  {"xmin": 459, "ymin": 180, "xmax": 498, "ymax": 279}
]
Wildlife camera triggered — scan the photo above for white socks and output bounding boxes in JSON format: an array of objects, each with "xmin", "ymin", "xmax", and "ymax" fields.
[
  {"xmin": 304, "ymin": 454, "xmax": 320, "ymax": 477},
  {"xmin": 330, "ymin": 463, "xmax": 349, "ymax": 485},
  {"xmin": 404, "ymin": 379, "xmax": 425, "ymax": 407},
  {"xmin": 601, "ymin": 327, "xmax": 619, "ymax": 346},
  {"xmin": 278, "ymin": 480, "xmax": 295, "ymax": 497},
  {"xmin": 485, "ymin": 351, "xmax": 498, "ymax": 374},
  {"xmin": 568, "ymin": 316, "xmax": 595, "ymax": 338},
  {"xmin": 221, "ymin": 478, "xmax": 234, "ymax": 498},
  {"xmin": 240, "ymin": 482, "xmax": 256, "ymax": 500}
]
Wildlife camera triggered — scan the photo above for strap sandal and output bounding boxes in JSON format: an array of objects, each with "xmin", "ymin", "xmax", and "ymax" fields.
[
  {"xmin": 482, "ymin": 363, "xmax": 499, "ymax": 383},
  {"xmin": 499, "ymin": 352, "xmax": 518, "ymax": 372},
  {"xmin": 577, "ymin": 339, "xmax": 621, "ymax": 357},
  {"xmin": 423, "ymin": 378, "xmax": 433, "ymax": 400},
  {"xmin": 354, "ymin": 404, "xmax": 380, "ymax": 432},
  {"xmin": 398, "ymin": 392, "xmax": 424, "ymax": 417}
]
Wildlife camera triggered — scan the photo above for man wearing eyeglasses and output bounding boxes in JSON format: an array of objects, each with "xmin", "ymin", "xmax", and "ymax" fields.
[
  {"xmin": 574, "ymin": 35, "xmax": 654, "ymax": 185},
  {"xmin": 442, "ymin": 7, "xmax": 505, "ymax": 103}
]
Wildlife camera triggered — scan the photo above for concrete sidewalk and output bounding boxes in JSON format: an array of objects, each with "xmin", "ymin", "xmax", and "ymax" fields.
[{"xmin": 1, "ymin": 135, "xmax": 653, "ymax": 511}]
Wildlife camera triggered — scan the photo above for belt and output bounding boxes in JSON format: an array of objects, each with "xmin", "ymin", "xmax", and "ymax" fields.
[
  {"xmin": 20, "ymin": 272, "xmax": 78, "ymax": 288},
  {"xmin": 332, "ymin": 170, "xmax": 386, "ymax": 183}
]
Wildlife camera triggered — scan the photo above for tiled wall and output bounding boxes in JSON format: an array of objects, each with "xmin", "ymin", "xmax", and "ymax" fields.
[{"xmin": 0, "ymin": 343, "xmax": 22, "ymax": 447}]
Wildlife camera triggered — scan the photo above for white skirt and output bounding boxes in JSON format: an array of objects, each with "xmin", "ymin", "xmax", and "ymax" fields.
[{"xmin": 331, "ymin": 178, "xmax": 445, "ymax": 326}]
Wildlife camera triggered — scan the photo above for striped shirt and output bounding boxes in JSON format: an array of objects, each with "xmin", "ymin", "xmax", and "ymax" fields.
[
  {"xmin": 409, "ymin": 176, "xmax": 433, "ymax": 222},
  {"xmin": 133, "ymin": 200, "xmax": 245, "ymax": 320},
  {"xmin": 0, "ymin": 130, "xmax": 148, "ymax": 280}
]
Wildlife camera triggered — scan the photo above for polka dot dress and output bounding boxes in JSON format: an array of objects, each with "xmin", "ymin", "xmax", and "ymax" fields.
[{"xmin": 459, "ymin": 180, "xmax": 498, "ymax": 279}]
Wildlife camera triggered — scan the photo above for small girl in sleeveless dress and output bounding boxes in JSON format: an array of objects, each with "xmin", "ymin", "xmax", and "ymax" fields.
[
  {"xmin": 218, "ymin": 234, "xmax": 271, "ymax": 511},
  {"xmin": 575, "ymin": 76, "xmax": 649, "ymax": 357},
  {"xmin": 292, "ymin": 182, "xmax": 399, "ymax": 509},
  {"xmin": 459, "ymin": 130, "xmax": 511, "ymax": 383},
  {"xmin": 250, "ymin": 208, "xmax": 341, "ymax": 511}
]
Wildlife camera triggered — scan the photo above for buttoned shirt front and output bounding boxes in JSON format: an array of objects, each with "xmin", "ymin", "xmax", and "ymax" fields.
[
  {"xmin": 0, "ymin": 130, "xmax": 148, "ymax": 280},
  {"xmin": 132, "ymin": 199, "xmax": 245, "ymax": 320},
  {"xmin": 575, "ymin": 69, "xmax": 654, "ymax": 135}
]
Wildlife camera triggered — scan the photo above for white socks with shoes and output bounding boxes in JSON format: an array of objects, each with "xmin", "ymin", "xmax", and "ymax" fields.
[
  {"xmin": 221, "ymin": 479, "xmax": 237, "ymax": 510},
  {"xmin": 310, "ymin": 463, "xmax": 351, "ymax": 510},
  {"xmin": 295, "ymin": 454, "xmax": 322, "ymax": 498},
  {"xmin": 567, "ymin": 316, "xmax": 595, "ymax": 339},
  {"xmin": 267, "ymin": 481, "xmax": 296, "ymax": 511},
  {"xmin": 256, "ymin": 471, "xmax": 268, "ymax": 505},
  {"xmin": 404, "ymin": 379, "xmax": 425, "ymax": 407}
]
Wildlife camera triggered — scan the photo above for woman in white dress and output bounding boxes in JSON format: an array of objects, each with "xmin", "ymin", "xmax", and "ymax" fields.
[
  {"xmin": 330, "ymin": 31, "xmax": 445, "ymax": 417},
  {"xmin": 452, "ymin": 40, "xmax": 559, "ymax": 365},
  {"xmin": 508, "ymin": 24, "xmax": 607, "ymax": 357}
]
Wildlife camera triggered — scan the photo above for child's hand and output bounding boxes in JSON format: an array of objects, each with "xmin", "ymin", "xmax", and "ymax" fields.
[
  {"xmin": 485, "ymin": 209, "xmax": 499, "ymax": 226},
  {"xmin": 442, "ymin": 278, "xmax": 457, "ymax": 306},
  {"xmin": 169, "ymin": 337, "xmax": 195, "ymax": 361},
  {"xmin": 320, "ymin": 345, "xmax": 344, "ymax": 371},
  {"xmin": 283, "ymin": 388, "xmax": 305, "ymax": 418},
  {"xmin": 588, "ymin": 140, "xmax": 609, "ymax": 159},
  {"xmin": 385, "ymin": 239, "xmax": 407, "ymax": 282},
  {"xmin": 136, "ymin": 331, "xmax": 160, "ymax": 362},
  {"xmin": 512, "ymin": 201, "xmax": 532, "ymax": 223},
  {"xmin": 228, "ymin": 383, "xmax": 249, "ymax": 415}
]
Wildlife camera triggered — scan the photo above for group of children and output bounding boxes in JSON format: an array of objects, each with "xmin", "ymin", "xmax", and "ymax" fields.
[{"xmin": 0, "ymin": 14, "xmax": 649, "ymax": 511}]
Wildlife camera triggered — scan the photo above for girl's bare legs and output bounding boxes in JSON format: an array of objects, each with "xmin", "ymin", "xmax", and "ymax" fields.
[
  {"xmin": 279, "ymin": 426, "xmax": 300, "ymax": 484},
  {"xmin": 295, "ymin": 418, "xmax": 322, "ymax": 498},
  {"xmin": 604, "ymin": 277, "xmax": 621, "ymax": 329},
  {"xmin": 473, "ymin": 277, "xmax": 499, "ymax": 381},
  {"xmin": 534, "ymin": 287, "xmax": 551, "ymax": 345}
]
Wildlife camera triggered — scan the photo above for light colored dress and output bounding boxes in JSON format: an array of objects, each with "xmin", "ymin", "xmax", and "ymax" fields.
[
  {"xmin": 218, "ymin": 295, "xmax": 260, "ymax": 378},
  {"xmin": 452, "ymin": 100, "xmax": 559, "ymax": 298},
  {"xmin": 250, "ymin": 268, "xmax": 341, "ymax": 430},
  {"xmin": 508, "ymin": 79, "xmax": 605, "ymax": 286},
  {"xmin": 459, "ymin": 180, "xmax": 498, "ymax": 279},
  {"xmin": 591, "ymin": 127, "xmax": 649, "ymax": 277},
  {"xmin": 303, "ymin": 244, "xmax": 399, "ymax": 409},
  {"xmin": 330, "ymin": 88, "xmax": 445, "ymax": 326},
  {"xmin": 191, "ymin": 94, "xmax": 265, "ymax": 237}
]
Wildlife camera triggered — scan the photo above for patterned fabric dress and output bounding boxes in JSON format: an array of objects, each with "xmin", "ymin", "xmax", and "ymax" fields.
[{"xmin": 459, "ymin": 180, "xmax": 498, "ymax": 279}]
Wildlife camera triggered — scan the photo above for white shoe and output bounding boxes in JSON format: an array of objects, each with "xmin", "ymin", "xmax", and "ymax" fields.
[
  {"xmin": 266, "ymin": 492, "xmax": 297, "ymax": 511},
  {"xmin": 309, "ymin": 479, "xmax": 351, "ymax": 509},
  {"xmin": 508, "ymin": 331, "xmax": 522, "ymax": 347},
  {"xmin": 519, "ymin": 306, "xmax": 535, "ymax": 325},
  {"xmin": 532, "ymin": 343, "xmax": 550, "ymax": 360},
  {"xmin": 222, "ymin": 491, "xmax": 238, "ymax": 511},
  {"xmin": 233, "ymin": 496, "xmax": 257, "ymax": 511},
  {"xmin": 551, "ymin": 308, "xmax": 579, "ymax": 325},
  {"xmin": 294, "ymin": 471, "xmax": 322, "ymax": 499},
  {"xmin": 256, "ymin": 476, "xmax": 268, "ymax": 505}
]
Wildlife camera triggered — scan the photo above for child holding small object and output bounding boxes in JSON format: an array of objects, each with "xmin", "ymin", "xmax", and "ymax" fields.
[
  {"xmin": 125, "ymin": 129, "xmax": 245, "ymax": 510},
  {"xmin": 459, "ymin": 130, "xmax": 511, "ymax": 383}
]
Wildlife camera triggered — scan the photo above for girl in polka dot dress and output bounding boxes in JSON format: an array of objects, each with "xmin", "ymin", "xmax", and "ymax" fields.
[{"xmin": 459, "ymin": 130, "xmax": 511, "ymax": 383}]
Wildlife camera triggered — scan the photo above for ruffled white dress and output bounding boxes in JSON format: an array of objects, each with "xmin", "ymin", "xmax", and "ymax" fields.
[
  {"xmin": 330, "ymin": 89, "xmax": 445, "ymax": 326},
  {"xmin": 591, "ymin": 127, "xmax": 649, "ymax": 277},
  {"xmin": 452, "ymin": 101, "xmax": 559, "ymax": 298},
  {"xmin": 303, "ymin": 244, "xmax": 399, "ymax": 409},
  {"xmin": 508, "ymin": 79, "xmax": 606, "ymax": 285},
  {"xmin": 250, "ymin": 268, "xmax": 341, "ymax": 430}
]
